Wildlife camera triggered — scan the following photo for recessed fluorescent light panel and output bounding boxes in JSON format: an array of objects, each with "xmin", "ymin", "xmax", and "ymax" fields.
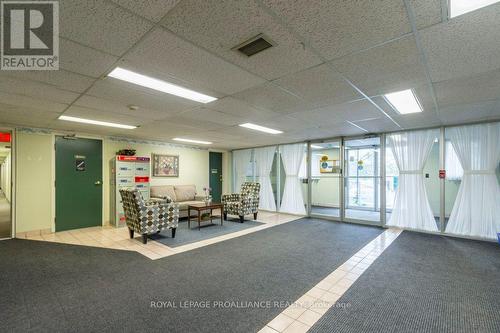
[
  {"xmin": 239, "ymin": 123, "xmax": 283, "ymax": 134},
  {"xmin": 58, "ymin": 115, "xmax": 137, "ymax": 129},
  {"xmin": 310, "ymin": 145, "xmax": 324, "ymax": 149},
  {"xmin": 108, "ymin": 67, "xmax": 217, "ymax": 104},
  {"xmin": 173, "ymin": 138, "xmax": 212, "ymax": 145},
  {"xmin": 449, "ymin": 0, "xmax": 500, "ymax": 18},
  {"xmin": 384, "ymin": 89, "xmax": 423, "ymax": 114}
]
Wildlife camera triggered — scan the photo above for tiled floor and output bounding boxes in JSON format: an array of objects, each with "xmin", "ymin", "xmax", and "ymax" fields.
[
  {"xmin": 19, "ymin": 211, "xmax": 302, "ymax": 260},
  {"xmin": 259, "ymin": 228, "xmax": 402, "ymax": 333}
]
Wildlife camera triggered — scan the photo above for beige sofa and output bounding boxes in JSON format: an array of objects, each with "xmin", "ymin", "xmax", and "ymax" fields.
[{"xmin": 150, "ymin": 185, "xmax": 205, "ymax": 218}]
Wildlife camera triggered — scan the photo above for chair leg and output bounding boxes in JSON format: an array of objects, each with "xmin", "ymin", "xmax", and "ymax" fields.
[
  {"xmin": 142, "ymin": 234, "xmax": 148, "ymax": 244},
  {"xmin": 254, "ymin": 212, "xmax": 258, "ymax": 220},
  {"xmin": 239, "ymin": 215, "xmax": 244, "ymax": 223},
  {"xmin": 223, "ymin": 213, "xmax": 227, "ymax": 220},
  {"xmin": 128, "ymin": 228, "xmax": 134, "ymax": 239},
  {"xmin": 171, "ymin": 228, "xmax": 176, "ymax": 238}
]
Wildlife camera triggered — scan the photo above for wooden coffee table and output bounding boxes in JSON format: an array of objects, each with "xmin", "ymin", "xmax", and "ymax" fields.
[{"xmin": 187, "ymin": 202, "xmax": 223, "ymax": 230}]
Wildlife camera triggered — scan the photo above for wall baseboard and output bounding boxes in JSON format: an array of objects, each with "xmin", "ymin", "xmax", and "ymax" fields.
[{"xmin": 16, "ymin": 228, "xmax": 52, "ymax": 238}]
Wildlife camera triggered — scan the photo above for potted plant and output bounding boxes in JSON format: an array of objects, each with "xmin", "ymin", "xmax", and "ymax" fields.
[{"xmin": 203, "ymin": 187, "xmax": 212, "ymax": 204}]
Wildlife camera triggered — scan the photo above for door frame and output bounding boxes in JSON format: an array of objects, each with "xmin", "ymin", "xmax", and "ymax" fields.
[
  {"xmin": 52, "ymin": 134, "xmax": 104, "ymax": 232},
  {"xmin": 0, "ymin": 127, "xmax": 15, "ymax": 239}
]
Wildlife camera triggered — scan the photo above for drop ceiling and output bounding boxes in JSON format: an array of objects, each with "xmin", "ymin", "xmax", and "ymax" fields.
[{"xmin": 0, "ymin": 0, "xmax": 499, "ymax": 149}]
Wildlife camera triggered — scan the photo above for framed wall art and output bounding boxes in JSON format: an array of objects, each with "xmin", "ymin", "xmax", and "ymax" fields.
[{"xmin": 152, "ymin": 154, "xmax": 179, "ymax": 177}]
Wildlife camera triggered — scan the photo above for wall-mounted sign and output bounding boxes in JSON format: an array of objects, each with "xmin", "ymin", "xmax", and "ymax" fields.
[
  {"xmin": 211, "ymin": 169, "xmax": 218, "ymax": 174},
  {"xmin": 320, "ymin": 160, "xmax": 340, "ymax": 173},
  {"xmin": 439, "ymin": 169, "xmax": 446, "ymax": 179},
  {"xmin": 0, "ymin": 132, "xmax": 11, "ymax": 142},
  {"xmin": 75, "ymin": 155, "xmax": 86, "ymax": 171}
]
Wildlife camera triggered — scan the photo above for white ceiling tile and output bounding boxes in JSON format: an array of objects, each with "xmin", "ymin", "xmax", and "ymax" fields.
[
  {"xmin": 176, "ymin": 107, "xmax": 244, "ymax": 126},
  {"xmin": 262, "ymin": 0, "xmax": 411, "ymax": 60},
  {"xmin": 332, "ymin": 36, "xmax": 427, "ymax": 97},
  {"xmin": 284, "ymin": 123, "xmax": 363, "ymax": 140},
  {"xmin": 0, "ymin": 103, "xmax": 59, "ymax": 127},
  {"xmin": 163, "ymin": 115, "xmax": 226, "ymax": 131},
  {"xmin": 0, "ymin": 77, "xmax": 79, "ymax": 104},
  {"xmin": 206, "ymin": 97, "xmax": 281, "ymax": 120},
  {"xmin": 74, "ymin": 95, "xmax": 175, "ymax": 120},
  {"xmin": 64, "ymin": 105, "xmax": 150, "ymax": 126},
  {"xmin": 0, "ymin": 91, "xmax": 68, "ymax": 113},
  {"xmin": 409, "ymin": 0, "xmax": 443, "ymax": 29},
  {"xmin": 420, "ymin": 3, "xmax": 500, "ymax": 82},
  {"xmin": 434, "ymin": 69, "xmax": 500, "ymax": 108},
  {"xmin": 273, "ymin": 64, "xmax": 361, "ymax": 108},
  {"xmin": 133, "ymin": 120, "xmax": 201, "ymax": 137},
  {"xmin": 110, "ymin": 0, "xmax": 181, "ymax": 22},
  {"xmin": 440, "ymin": 100, "xmax": 496, "ymax": 125},
  {"xmin": 232, "ymin": 82, "xmax": 312, "ymax": 113},
  {"xmin": 0, "ymin": 70, "xmax": 94, "ymax": 93},
  {"xmin": 123, "ymin": 28, "xmax": 265, "ymax": 95},
  {"xmin": 292, "ymin": 99, "xmax": 385, "ymax": 125},
  {"xmin": 352, "ymin": 117, "xmax": 401, "ymax": 133},
  {"xmin": 86, "ymin": 78, "xmax": 198, "ymax": 115},
  {"xmin": 162, "ymin": 0, "xmax": 322, "ymax": 79},
  {"xmin": 60, "ymin": 38, "xmax": 118, "ymax": 78},
  {"xmin": 60, "ymin": 0, "xmax": 153, "ymax": 55}
]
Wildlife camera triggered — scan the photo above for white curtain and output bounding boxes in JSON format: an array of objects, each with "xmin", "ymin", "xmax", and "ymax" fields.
[
  {"xmin": 233, "ymin": 149, "xmax": 252, "ymax": 191},
  {"xmin": 445, "ymin": 141, "xmax": 463, "ymax": 181},
  {"xmin": 254, "ymin": 146, "xmax": 277, "ymax": 211},
  {"xmin": 387, "ymin": 129, "xmax": 438, "ymax": 231},
  {"xmin": 280, "ymin": 143, "xmax": 306, "ymax": 215},
  {"xmin": 445, "ymin": 123, "xmax": 500, "ymax": 239}
]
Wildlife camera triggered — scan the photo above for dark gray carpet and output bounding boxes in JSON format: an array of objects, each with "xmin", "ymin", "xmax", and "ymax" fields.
[
  {"xmin": 149, "ymin": 218, "xmax": 263, "ymax": 247},
  {"xmin": 0, "ymin": 218, "xmax": 382, "ymax": 332},
  {"xmin": 310, "ymin": 231, "xmax": 500, "ymax": 333}
]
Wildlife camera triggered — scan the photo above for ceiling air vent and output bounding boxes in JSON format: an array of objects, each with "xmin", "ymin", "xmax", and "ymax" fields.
[{"xmin": 234, "ymin": 34, "xmax": 274, "ymax": 57}]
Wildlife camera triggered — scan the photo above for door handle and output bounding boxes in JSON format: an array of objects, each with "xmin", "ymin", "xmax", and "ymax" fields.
[{"xmin": 95, "ymin": 180, "xmax": 102, "ymax": 185}]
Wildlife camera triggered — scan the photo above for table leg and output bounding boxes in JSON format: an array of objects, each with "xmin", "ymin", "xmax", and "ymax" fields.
[
  {"xmin": 188, "ymin": 207, "xmax": 190, "ymax": 229},
  {"xmin": 210, "ymin": 208, "xmax": 213, "ymax": 224},
  {"xmin": 198, "ymin": 210, "xmax": 201, "ymax": 231},
  {"xmin": 220, "ymin": 207, "xmax": 223, "ymax": 226}
]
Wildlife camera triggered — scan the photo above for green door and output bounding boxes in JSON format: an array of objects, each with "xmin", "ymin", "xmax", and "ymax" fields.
[
  {"xmin": 55, "ymin": 137, "xmax": 102, "ymax": 232},
  {"xmin": 209, "ymin": 152, "xmax": 223, "ymax": 202}
]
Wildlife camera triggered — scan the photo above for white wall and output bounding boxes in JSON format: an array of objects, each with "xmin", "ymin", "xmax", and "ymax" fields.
[
  {"xmin": 16, "ymin": 132, "xmax": 53, "ymax": 233},
  {"xmin": 14, "ymin": 131, "xmax": 230, "ymax": 232}
]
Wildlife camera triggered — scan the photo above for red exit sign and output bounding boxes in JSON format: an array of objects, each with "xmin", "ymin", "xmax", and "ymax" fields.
[{"xmin": 0, "ymin": 132, "xmax": 11, "ymax": 142}]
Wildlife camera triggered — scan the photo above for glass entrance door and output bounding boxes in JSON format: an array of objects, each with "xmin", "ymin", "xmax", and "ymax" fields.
[
  {"xmin": 309, "ymin": 141, "xmax": 341, "ymax": 218},
  {"xmin": 344, "ymin": 137, "xmax": 381, "ymax": 224}
]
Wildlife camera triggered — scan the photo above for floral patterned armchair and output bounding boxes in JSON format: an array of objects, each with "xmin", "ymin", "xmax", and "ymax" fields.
[
  {"xmin": 119, "ymin": 188, "xmax": 179, "ymax": 244},
  {"xmin": 221, "ymin": 182, "xmax": 260, "ymax": 223}
]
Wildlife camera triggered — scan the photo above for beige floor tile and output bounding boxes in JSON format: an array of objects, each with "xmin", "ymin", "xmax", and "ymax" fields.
[
  {"xmin": 268, "ymin": 314, "xmax": 295, "ymax": 332},
  {"xmin": 295, "ymin": 294, "xmax": 317, "ymax": 309},
  {"xmin": 297, "ymin": 309, "xmax": 323, "ymax": 326},
  {"xmin": 316, "ymin": 280, "xmax": 334, "ymax": 291},
  {"xmin": 310, "ymin": 300, "xmax": 333, "ymax": 315},
  {"xmin": 320, "ymin": 291, "xmax": 342, "ymax": 303},
  {"xmin": 283, "ymin": 320, "xmax": 310, "ymax": 333},
  {"xmin": 305, "ymin": 287, "xmax": 325, "ymax": 299},
  {"xmin": 258, "ymin": 326, "xmax": 279, "ymax": 333},
  {"xmin": 282, "ymin": 304, "xmax": 308, "ymax": 320}
]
